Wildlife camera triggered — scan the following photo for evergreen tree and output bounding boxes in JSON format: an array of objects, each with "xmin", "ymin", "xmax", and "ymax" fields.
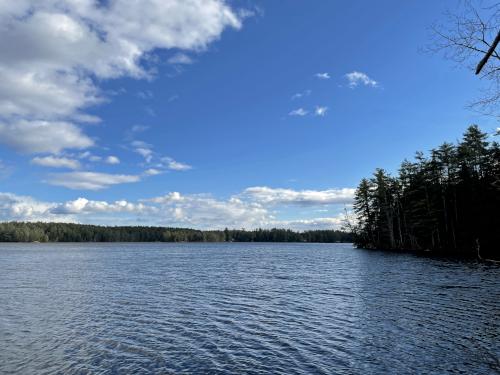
[{"xmin": 354, "ymin": 125, "xmax": 499, "ymax": 258}]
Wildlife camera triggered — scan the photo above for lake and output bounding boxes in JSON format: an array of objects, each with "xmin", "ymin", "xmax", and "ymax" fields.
[{"xmin": 1, "ymin": 243, "xmax": 499, "ymax": 374}]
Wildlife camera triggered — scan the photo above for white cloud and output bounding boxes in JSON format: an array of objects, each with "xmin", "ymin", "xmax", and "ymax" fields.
[
  {"xmin": 31, "ymin": 156, "xmax": 80, "ymax": 169},
  {"xmin": 144, "ymin": 168, "xmax": 163, "ymax": 176},
  {"xmin": 315, "ymin": 106, "xmax": 328, "ymax": 116},
  {"xmin": 131, "ymin": 142, "xmax": 191, "ymax": 172},
  {"xmin": 0, "ymin": 193, "xmax": 154, "ymax": 223},
  {"xmin": 105, "ymin": 156, "xmax": 120, "ymax": 165},
  {"xmin": 0, "ymin": 65, "xmax": 101, "ymax": 122},
  {"xmin": 168, "ymin": 161, "xmax": 192, "ymax": 171},
  {"xmin": 243, "ymin": 186, "xmax": 355, "ymax": 206},
  {"xmin": 168, "ymin": 53, "xmax": 194, "ymax": 65},
  {"xmin": 345, "ymin": 71, "xmax": 378, "ymax": 88},
  {"xmin": 0, "ymin": 191, "xmax": 267, "ymax": 228},
  {"xmin": 289, "ymin": 108, "xmax": 308, "ymax": 116},
  {"xmin": 78, "ymin": 151, "xmax": 103, "ymax": 162},
  {"xmin": 146, "ymin": 192, "xmax": 269, "ymax": 229},
  {"xmin": 0, "ymin": 1, "xmax": 246, "ymax": 153},
  {"xmin": 0, "ymin": 120, "xmax": 94, "ymax": 154},
  {"xmin": 0, "ymin": 192, "xmax": 64, "ymax": 222},
  {"xmin": 268, "ymin": 216, "xmax": 345, "ymax": 231},
  {"xmin": 135, "ymin": 147, "xmax": 154, "ymax": 163},
  {"xmin": 88, "ymin": 155, "xmax": 102, "ymax": 162},
  {"xmin": 315, "ymin": 72, "xmax": 331, "ymax": 80},
  {"xmin": 51, "ymin": 197, "xmax": 154, "ymax": 215},
  {"xmin": 291, "ymin": 89, "xmax": 311, "ymax": 100},
  {"xmin": 47, "ymin": 172, "xmax": 141, "ymax": 190},
  {"xmin": 0, "ymin": 186, "xmax": 355, "ymax": 229},
  {"xmin": 161, "ymin": 157, "xmax": 192, "ymax": 171}
]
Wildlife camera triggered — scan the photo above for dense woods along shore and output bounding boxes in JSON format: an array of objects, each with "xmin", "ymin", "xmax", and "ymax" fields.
[
  {"xmin": 353, "ymin": 125, "xmax": 499, "ymax": 259},
  {"xmin": 0, "ymin": 222, "xmax": 353, "ymax": 243}
]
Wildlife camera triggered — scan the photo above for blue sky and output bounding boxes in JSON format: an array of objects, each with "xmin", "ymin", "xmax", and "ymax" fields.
[{"xmin": 0, "ymin": 0, "xmax": 497, "ymax": 229}]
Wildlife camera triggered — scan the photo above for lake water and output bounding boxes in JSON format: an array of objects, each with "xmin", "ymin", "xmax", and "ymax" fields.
[{"xmin": 1, "ymin": 243, "xmax": 499, "ymax": 374}]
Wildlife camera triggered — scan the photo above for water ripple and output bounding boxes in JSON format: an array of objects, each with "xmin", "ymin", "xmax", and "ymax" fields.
[{"xmin": 1, "ymin": 243, "xmax": 499, "ymax": 374}]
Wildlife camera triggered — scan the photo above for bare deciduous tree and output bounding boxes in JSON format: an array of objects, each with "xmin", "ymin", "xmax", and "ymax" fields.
[{"xmin": 428, "ymin": 1, "xmax": 499, "ymax": 116}]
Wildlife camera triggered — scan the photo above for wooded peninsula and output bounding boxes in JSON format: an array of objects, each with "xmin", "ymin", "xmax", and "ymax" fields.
[
  {"xmin": 0, "ymin": 222, "xmax": 353, "ymax": 243},
  {"xmin": 353, "ymin": 125, "xmax": 499, "ymax": 258}
]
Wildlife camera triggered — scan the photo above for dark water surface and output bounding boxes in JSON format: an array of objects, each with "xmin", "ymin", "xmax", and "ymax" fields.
[{"xmin": 1, "ymin": 243, "xmax": 499, "ymax": 374}]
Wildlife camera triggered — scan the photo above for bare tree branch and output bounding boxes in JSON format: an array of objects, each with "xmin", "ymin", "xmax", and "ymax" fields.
[
  {"xmin": 476, "ymin": 30, "xmax": 500, "ymax": 73},
  {"xmin": 426, "ymin": 1, "xmax": 499, "ymax": 116}
]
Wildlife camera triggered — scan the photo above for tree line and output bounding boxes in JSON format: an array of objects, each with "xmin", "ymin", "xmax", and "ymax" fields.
[
  {"xmin": 0, "ymin": 222, "xmax": 353, "ymax": 243},
  {"xmin": 353, "ymin": 125, "xmax": 499, "ymax": 258}
]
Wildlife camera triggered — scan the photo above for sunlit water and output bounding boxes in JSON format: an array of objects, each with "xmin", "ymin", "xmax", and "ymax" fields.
[{"xmin": 1, "ymin": 243, "xmax": 499, "ymax": 374}]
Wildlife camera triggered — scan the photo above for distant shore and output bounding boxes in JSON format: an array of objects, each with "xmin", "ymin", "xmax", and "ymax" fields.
[{"xmin": 0, "ymin": 222, "xmax": 353, "ymax": 243}]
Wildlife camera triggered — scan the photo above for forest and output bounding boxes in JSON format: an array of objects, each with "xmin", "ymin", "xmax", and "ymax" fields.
[
  {"xmin": 353, "ymin": 125, "xmax": 499, "ymax": 258},
  {"xmin": 0, "ymin": 221, "xmax": 353, "ymax": 243}
]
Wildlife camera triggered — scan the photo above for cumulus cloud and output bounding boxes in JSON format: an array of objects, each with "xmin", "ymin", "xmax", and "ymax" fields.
[
  {"xmin": 315, "ymin": 72, "xmax": 331, "ymax": 80},
  {"xmin": 146, "ymin": 191, "xmax": 347, "ymax": 230},
  {"xmin": 289, "ymin": 108, "xmax": 308, "ymax": 116},
  {"xmin": 268, "ymin": 216, "xmax": 345, "ymax": 231},
  {"xmin": 146, "ymin": 192, "xmax": 269, "ymax": 229},
  {"xmin": 0, "ymin": 191, "xmax": 267, "ymax": 228},
  {"xmin": 51, "ymin": 197, "xmax": 154, "ymax": 215},
  {"xmin": 31, "ymin": 156, "xmax": 80, "ymax": 169},
  {"xmin": 0, "ymin": 65, "xmax": 101, "ymax": 122},
  {"xmin": 314, "ymin": 106, "xmax": 328, "ymax": 116},
  {"xmin": 345, "ymin": 71, "xmax": 378, "ymax": 88},
  {"xmin": 243, "ymin": 186, "xmax": 355, "ymax": 206},
  {"xmin": 105, "ymin": 156, "xmax": 120, "ymax": 165},
  {"xmin": 0, "ymin": 0, "xmax": 246, "ymax": 153},
  {"xmin": 0, "ymin": 186, "xmax": 354, "ymax": 229},
  {"xmin": 0, "ymin": 193, "xmax": 154, "ymax": 223},
  {"xmin": 0, "ymin": 192, "xmax": 63, "ymax": 222},
  {"xmin": 0, "ymin": 120, "xmax": 93, "ymax": 154},
  {"xmin": 48, "ymin": 172, "xmax": 141, "ymax": 190}
]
